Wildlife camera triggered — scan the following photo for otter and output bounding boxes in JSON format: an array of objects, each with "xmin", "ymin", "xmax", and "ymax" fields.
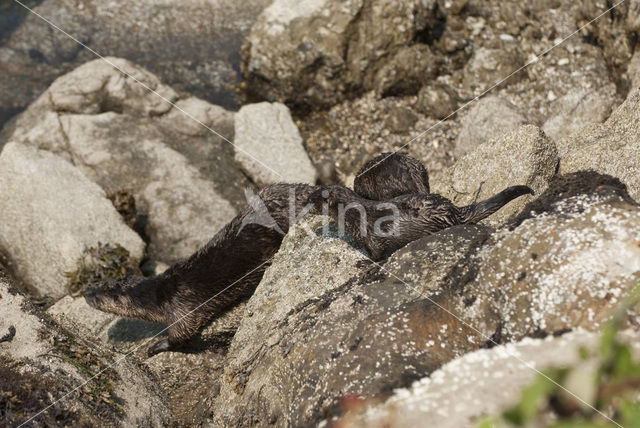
[
  {"xmin": 85, "ymin": 183, "xmax": 317, "ymax": 356},
  {"xmin": 84, "ymin": 153, "xmax": 532, "ymax": 356},
  {"xmin": 308, "ymin": 184, "xmax": 533, "ymax": 260},
  {"xmin": 354, "ymin": 152, "xmax": 430, "ymax": 200}
]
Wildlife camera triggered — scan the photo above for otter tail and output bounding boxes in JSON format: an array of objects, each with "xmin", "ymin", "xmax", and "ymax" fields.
[{"xmin": 458, "ymin": 185, "xmax": 534, "ymax": 224}]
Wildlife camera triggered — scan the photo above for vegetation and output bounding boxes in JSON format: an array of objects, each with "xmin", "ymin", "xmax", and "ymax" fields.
[
  {"xmin": 483, "ymin": 287, "xmax": 640, "ymax": 428},
  {"xmin": 65, "ymin": 242, "xmax": 140, "ymax": 296}
]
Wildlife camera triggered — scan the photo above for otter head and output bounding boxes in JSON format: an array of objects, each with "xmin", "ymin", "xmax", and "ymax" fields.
[{"xmin": 84, "ymin": 276, "xmax": 164, "ymax": 323}]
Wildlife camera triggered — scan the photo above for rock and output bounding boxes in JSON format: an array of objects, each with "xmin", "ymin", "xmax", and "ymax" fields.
[
  {"xmin": 454, "ymin": 96, "xmax": 527, "ymax": 157},
  {"xmin": 0, "ymin": 143, "xmax": 145, "ymax": 298},
  {"xmin": 338, "ymin": 330, "xmax": 640, "ymax": 428},
  {"xmin": 0, "ymin": 0, "xmax": 272, "ymax": 128},
  {"xmin": 46, "ymin": 290, "xmax": 247, "ymax": 425},
  {"xmin": 462, "ymin": 43, "xmax": 525, "ymax": 95},
  {"xmin": 212, "ymin": 219, "xmax": 494, "ymax": 426},
  {"xmin": 542, "ymin": 85, "xmax": 616, "ymax": 144},
  {"xmin": 233, "ymin": 102, "xmax": 317, "ymax": 185},
  {"xmin": 383, "ymin": 106, "xmax": 419, "ymax": 134},
  {"xmin": 463, "ymin": 174, "xmax": 640, "ymax": 341},
  {"xmin": 415, "ymin": 82, "xmax": 459, "ymax": 119},
  {"xmin": 443, "ymin": 125, "xmax": 558, "ymax": 225},
  {"xmin": 374, "ymin": 44, "xmax": 439, "ymax": 97},
  {"xmin": 0, "ymin": 275, "xmax": 172, "ymax": 426},
  {"xmin": 627, "ymin": 48, "xmax": 640, "ymax": 90},
  {"xmin": 560, "ymin": 85, "xmax": 640, "ymax": 201},
  {"xmin": 5, "ymin": 58, "xmax": 249, "ymax": 263},
  {"xmin": 242, "ymin": 0, "xmax": 439, "ymax": 108}
]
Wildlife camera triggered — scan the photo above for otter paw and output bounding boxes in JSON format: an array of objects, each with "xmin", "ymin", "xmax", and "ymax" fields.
[{"xmin": 147, "ymin": 339, "xmax": 171, "ymax": 357}]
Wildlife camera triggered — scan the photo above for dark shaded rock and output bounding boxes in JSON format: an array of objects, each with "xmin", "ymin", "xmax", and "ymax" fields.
[
  {"xmin": 374, "ymin": 44, "xmax": 439, "ymax": 97},
  {"xmin": 241, "ymin": 0, "xmax": 441, "ymax": 109}
]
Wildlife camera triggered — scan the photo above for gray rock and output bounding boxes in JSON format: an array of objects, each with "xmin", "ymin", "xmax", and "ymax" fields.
[
  {"xmin": 339, "ymin": 330, "xmax": 640, "ymax": 428},
  {"xmin": 233, "ymin": 102, "xmax": 317, "ymax": 185},
  {"xmin": 6, "ymin": 58, "xmax": 248, "ymax": 263},
  {"xmin": 444, "ymin": 125, "xmax": 558, "ymax": 225},
  {"xmin": 374, "ymin": 44, "xmax": 439, "ymax": 97},
  {"xmin": 212, "ymin": 219, "xmax": 493, "ymax": 426},
  {"xmin": 463, "ymin": 178, "xmax": 640, "ymax": 341},
  {"xmin": 415, "ymin": 82, "xmax": 459, "ymax": 119},
  {"xmin": 383, "ymin": 106, "xmax": 419, "ymax": 134},
  {"xmin": 542, "ymin": 85, "xmax": 616, "ymax": 144},
  {"xmin": 0, "ymin": 142, "xmax": 145, "ymax": 298},
  {"xmin": 242, "ymin": 0, "xmax": 438, "ymax": 108},
  {"xmin": 0, "ymin": 0, "xmax": 272, "ymax": 127},
  {"xmin": 628, "ymin": 48, "xmax": 640, "ymax": 90},
  {"xmin": 560, "ymin": 85, "xmax": 640, "ymax": 200},
  {"xmin": 454, "ymin": 96, "xmax": 527, "ymax": 157},
  {"xmin": 462, "ymin": 43, "xmax": 525, "ymax": 95},
  {"xmin": 0, "ymin": 275, "xmax": 172, "ymax": 426}
]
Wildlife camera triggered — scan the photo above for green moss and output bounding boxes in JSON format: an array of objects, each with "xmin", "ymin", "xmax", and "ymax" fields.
[{"xmin": 65, "ymin": 242, "xmax": 141, "ymax": 296}]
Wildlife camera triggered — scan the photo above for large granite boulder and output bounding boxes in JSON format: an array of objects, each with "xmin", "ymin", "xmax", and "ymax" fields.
[
  {"xmin": 3, "ymin": 57, "xmax": 250, "ymax": 263},
  {"xmin": 462, "ymin": 173, "xmax": 640, "ymax": 341},
  {"xmin": 234, "ymin": 102, "xmax": 317, "ymax": 185},
  {"xmin": 241, "ymin": 0, "xmax": 440, "ymax": 108},
  {"xmin": 212, "ymin": 218, "xmax": 494, "ymax": 426},
  {"xmin": 560, "ymin": 85, "xmax": 640, "ymax": 201},
  {"xmin": 0, "ymin": 143, "xmax": 144, "ymax": 298}
]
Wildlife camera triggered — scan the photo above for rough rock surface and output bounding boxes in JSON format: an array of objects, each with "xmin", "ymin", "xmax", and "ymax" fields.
[
  {"xmin": 242, "ymin": 0, "xmax": 440, "ymax": 107},
  {"xmin": 415, "ymin": 82, "xmax": 459, "ymax": 120},
  {"xmin": 339, "ymin": 330, "xmax": 640, "ymax": 428},
  {"xmin": 233, "ymin": 102, "xmax": 317, "ymax": 185},
  {"xmin": 453, "ymin": 96, "xmax": 527, "ymax": 157},
  {"xmin": 542, "ymin": 85, "xmax": 617, "ymax": 143},
  {"xmin": 0, "ymin": 143, "xmax": 145, "ymax": 298},
  {"xmin": 46, "ymin": 292, "xmax": 248, "ymax": 425},
  {"xmin": 560, "ymin": 85, "xmax": 640, "ymax": 201},
  {"xmin": 0, "ymin": 274, "xmax": 172, "ymax": 426},
  {"xmin": 296, "ymin": 0, "xmax": 625, "ymax": 186},
  {"xmin": 0, "ymin": 0, "xmax": 272, "ymax": 127},
  {"xmin": 462, "ymin": 174, "xmax": 640, "ymax": 341},
  {"xmin": 3, "ymin": 58, "xmax": 249, "ymax": 263},
  {"xmin": 212, "ymin": 219, "xmax": 494, "ymax": 426},
  {"xmin": 439, "ymin": 125, "xmax": 558, "ymax": 225}
]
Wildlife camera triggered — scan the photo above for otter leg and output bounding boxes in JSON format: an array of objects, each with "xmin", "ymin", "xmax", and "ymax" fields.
[
  {"xmin": 147, "ymin": 339, "xmax": 171, "ymax": 357},
  {"xmin": 147, "ymin": 312, "xmax": 203, "ymax": 357}
]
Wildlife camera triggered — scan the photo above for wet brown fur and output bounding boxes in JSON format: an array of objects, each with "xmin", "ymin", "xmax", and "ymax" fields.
[
  {"xmin": 308, "ymin": 184, "xmax": 533, "ymax": 260},
  {"xmin": 85, "ymin": 154, "xmax": 532, "ymax": 355},
  {"xmin": 85, "ymin": 183, "xmax": 316, "ymax": 356}
]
